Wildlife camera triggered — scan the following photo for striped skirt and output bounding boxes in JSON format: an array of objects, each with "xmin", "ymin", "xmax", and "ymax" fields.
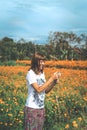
[{"xmin": 24, "ymin": 106, "xmax": 45, "ymax": 130}]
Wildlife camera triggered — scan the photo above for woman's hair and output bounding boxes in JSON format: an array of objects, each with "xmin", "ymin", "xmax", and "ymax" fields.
[{"xmin": 30, "ymin": 53, "xmax": 45, "ymax": 74}]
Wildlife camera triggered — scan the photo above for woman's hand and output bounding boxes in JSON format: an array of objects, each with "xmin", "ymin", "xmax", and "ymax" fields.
[
  {"xmin": 45, "ymin": 72, "xmax": 61, "ymax": 93},
  {"xmin": 52, "ymin": 72, "xmax": 61, "ymax": 80},
  {"xmin": 52, "ymin": 72, "xmax": 61, "ymax": 84}
]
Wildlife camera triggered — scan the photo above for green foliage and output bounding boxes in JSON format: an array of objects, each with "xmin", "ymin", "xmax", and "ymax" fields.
[
  {"xmin": 0, "ymin": 83, "xmax": 26, "ymax": 130},
  {"xmin": 44, "ymin": 86, "xmax": 87, "ymax": 130},
  {"xmin": 0, "ymin": 82, "xmax": 87, "ymax": 130},
  {"xmin": 0, "ymin": 60, "xmax": 17, "ymax": 66},
  {"xmin": 0, "ymin": 32, "xmax": 87, "ymax": 62}
]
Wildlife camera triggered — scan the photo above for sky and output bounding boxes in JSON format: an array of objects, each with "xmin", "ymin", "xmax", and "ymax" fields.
[{"xmin": 0, "ymin": 0, "xmax": 87, "ymax": 43}]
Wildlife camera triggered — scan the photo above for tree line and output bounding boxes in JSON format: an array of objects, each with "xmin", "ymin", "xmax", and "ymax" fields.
[{"xmin": 0, "ymin": 31, "xmax": 87, "ymax": 62}]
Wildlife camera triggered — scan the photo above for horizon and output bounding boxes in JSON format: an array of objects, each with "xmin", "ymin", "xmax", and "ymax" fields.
[{"xmin": 0, "ymin": 30, "xmax": 87, "ymax": 45}]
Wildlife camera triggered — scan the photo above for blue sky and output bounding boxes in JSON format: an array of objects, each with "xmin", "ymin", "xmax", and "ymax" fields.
[{"xmin": 0, "ymin": 0, "xmax": 87, "ymax": 42}]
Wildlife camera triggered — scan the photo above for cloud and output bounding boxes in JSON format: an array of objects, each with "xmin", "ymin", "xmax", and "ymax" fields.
[
  {"xmin": 71, "ymin": 28, "xmax": 87, "ymax": 34},
  {"xmin": 0, "ymin": 0, "xmax": 87, "ymax": 41}
]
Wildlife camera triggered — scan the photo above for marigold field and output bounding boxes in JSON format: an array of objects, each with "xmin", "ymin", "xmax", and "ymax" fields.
[{"xmin": 0, "ymin": 60, "xmax": 87, "ymax": 130}]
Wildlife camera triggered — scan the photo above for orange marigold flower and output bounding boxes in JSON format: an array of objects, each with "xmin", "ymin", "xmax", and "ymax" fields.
[{"xmin": 65, "ymin": 124, "xmax": 69, "ymax": 129}]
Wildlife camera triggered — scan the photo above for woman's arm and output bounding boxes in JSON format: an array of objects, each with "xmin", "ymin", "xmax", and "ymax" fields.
[
  {"xmin": 45, "ymin": 73, "xmax": 61, "ymax": 93},
  {"xmin": 31, "ymin": 72, "xmax": 58, "ymax": 93},
  {"xmin": 45, "ymin": 80, "xmax": 57, "ymax": 93}
]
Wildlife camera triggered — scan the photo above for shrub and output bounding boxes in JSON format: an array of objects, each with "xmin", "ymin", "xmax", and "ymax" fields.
[{"xmin": 0, "ymin": 60, "xmax": 17, "ymax": 66}]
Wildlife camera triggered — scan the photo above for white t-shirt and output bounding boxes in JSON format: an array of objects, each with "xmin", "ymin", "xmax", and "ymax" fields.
[{"xmin": 25, "ymin": 69, "xmax": 46, "ymax": 109}]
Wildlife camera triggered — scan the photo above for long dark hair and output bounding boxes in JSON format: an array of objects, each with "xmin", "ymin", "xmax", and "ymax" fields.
[{"xmin": 30, "ymin": 53, "xmax": 45, "ymax": 74}]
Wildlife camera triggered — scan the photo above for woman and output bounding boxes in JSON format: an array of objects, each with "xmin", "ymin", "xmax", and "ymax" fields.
[{"xmin": 24, "ymin": 53, "xmax": 60, "ymax": 130}]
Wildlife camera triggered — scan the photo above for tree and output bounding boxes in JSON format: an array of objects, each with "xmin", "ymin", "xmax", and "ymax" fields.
[{"xmin": 0, "ymin": 37, "xmax": 18, "ymax": 61}]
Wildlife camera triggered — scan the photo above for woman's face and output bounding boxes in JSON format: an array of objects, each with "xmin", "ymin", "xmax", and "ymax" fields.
[{"xmin": 39, "ymin": 60, "xmax": 45, "ymax": 71}]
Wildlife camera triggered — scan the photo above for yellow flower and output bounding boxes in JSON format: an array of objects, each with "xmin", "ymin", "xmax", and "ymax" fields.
[
  {"xmin": 6, "ymin": 109, "xmax": 8, "ymax": 112},
  {"xmin": 9, "ymin": 123, "xmax": 13, "ymax": 126},
  {"xmin": 64, "ymin": 113, "xmax": 67, "ymax": 117},
  {"xmin": 14, "ymin": 101, "xmax": 18, "ymax": 105},
  {"xmin": 19, "ymin": 120, "xmax": 22, "ymax": 123},
  {"xmin": 83, "ymin": 97, "xmax": 87, "ymax": 101},
  {"xmin": 8, "ymin": 114, "xmax": 13, "ymax": 117},
  {"xmin": 19, "ymin": 111, "xmax": 24, "ymax": 114},
  {"xmin": 0, "ymin": 99, "xmax": 5, "ymax": 104},
  {"xmin": 4, "ymin": 123, "xmax": 8, "ymax": 126},
  {"xmin": 72, "ymin": 121, "xmax": 78, "ymax": 128},
  {"xmin": 0, "ymin": 122, "xmax": 3, "ymax": 125},
  {"xmin": 1, "ymin": 108, "xmax": 3, "ymax": 111},
  {"xmin": 73, "ymin": 123, "xmax": 78, "ymax": 128},
  {"xmin": 78, "ymin": 117, "xmax": 82, "ymax": 121},
  {"xmin": 72, "ymin": 121, "xmax": 76, "ymax": 124},
  {"xmin": 65, "ymin": 124, "xmax": 69, "ymax": 129}
]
